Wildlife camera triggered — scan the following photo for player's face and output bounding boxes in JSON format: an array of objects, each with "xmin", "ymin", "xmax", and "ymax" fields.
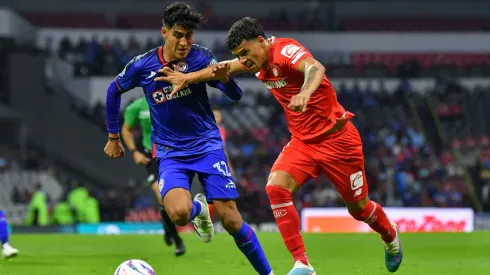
[
  {"xmin": 161, "ymin": 25, "xmax": 194, "ymax": 60},
  {"xmin": 231, "ymin": 37, "xmax": 269, "ymax": 73}
]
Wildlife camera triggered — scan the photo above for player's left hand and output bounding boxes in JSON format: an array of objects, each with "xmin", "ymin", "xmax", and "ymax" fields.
[
  {"xmin": 154, "ymin": 65, "xmax": 187, "ymax": 98},
  {"xmin": 104, "ymin": 138, "xmax": 125, "ymax": 159},
  {"xmin": 288, "ymin": 92, "xmax": 311, "ymax": 112}
]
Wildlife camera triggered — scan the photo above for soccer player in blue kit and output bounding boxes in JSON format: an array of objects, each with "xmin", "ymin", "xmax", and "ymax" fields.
[{"xmin": 103, "ymin": 3, "xmax": 274, "ymax": 274}]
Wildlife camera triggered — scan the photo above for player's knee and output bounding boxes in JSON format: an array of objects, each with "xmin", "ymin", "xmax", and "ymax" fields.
[
  {"xmin": 266, "ymin": 171, "xmax": 297, "ymax": 193},
  {"xmin": 166, "ymin": 205, "xmax": 192, "ymax": 226},
  {"xmin": 265, "ymin": 183, "xmax": 292, "ymax": 202}
]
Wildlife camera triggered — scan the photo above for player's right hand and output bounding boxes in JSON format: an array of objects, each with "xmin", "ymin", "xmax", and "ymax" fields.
[
  {"xmin": 133, "ymin": 151, "xmax": 150, "ymax": 165},
  {"xmin": 104, "ymin": 138, "xmax": 125, "ymax": 159}
]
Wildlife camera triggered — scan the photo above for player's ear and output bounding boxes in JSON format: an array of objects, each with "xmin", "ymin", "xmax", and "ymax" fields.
[
  {"xmin": 258, "ymin": 36, "xmax": 267, "ymax": 47},
  {"xmin": 161, "ymin": 27, "xmax": 168, "ymax": 39}
]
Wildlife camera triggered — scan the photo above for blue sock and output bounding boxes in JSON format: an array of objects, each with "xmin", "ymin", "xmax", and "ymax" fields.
[
  {"xmin": 233, "ymin": 223, "xmax": 272, "ymax": 275},
  {"xmin": 188, "ymin": 201, "xmax": 202, "ymax": 222},
  {"xmin": 0, "ymin": 210, "xmax": 9, "ymax": 245}
]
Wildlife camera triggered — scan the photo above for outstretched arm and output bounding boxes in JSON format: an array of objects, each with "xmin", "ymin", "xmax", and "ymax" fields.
[{"xmin": 155, "ymin": 59, "xmax": 246, "ymax": 86}]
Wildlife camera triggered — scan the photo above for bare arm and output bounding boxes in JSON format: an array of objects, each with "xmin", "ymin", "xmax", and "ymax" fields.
[
  {"xmin": 287, "ymin": 57, "xmax": 326, "ymax": 112},
  {"xmin": 179, "ymin": 59, "xmax": 246, "ymax": 85},
  {"xmin": 121, "ymin": 123, "xmax": 137, "ymax": 152},
  {"xmin": 296, "ymin": 57, "xmax": 326, "ymax": 97},
  {"xmin": 121, "ymin": 123, "xmax": 150, "ymax": 165},
  {"xmin": 222, "ymin": 58, "xmax": 248, "ymax": 75}
]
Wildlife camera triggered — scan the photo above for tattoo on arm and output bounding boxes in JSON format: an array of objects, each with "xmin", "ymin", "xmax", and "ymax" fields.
[{"xmin": 301, "ymin": 65, "xmax": 319, "ymax": 92}]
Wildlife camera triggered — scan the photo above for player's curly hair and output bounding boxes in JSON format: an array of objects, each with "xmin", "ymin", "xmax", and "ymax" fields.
[
  {"xmin": 226, "ymin": 17, "xmax": 267, "ymax": 51},
  {"xmin": 162, "ymin": 2, "xmax": 206, "ymax": 30}
]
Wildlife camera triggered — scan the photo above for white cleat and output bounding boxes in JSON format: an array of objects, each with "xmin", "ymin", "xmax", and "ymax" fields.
[
  {"xmin": 191, "ymin": 193, "xmax": 214, "ymax": 243},
  {"xmin": 286, "ymin": 261, "xmax": 316, "ymax": 275},
  {"xmin": 2, "ymin": 243, "xmax": 19, "ymax": 259}
]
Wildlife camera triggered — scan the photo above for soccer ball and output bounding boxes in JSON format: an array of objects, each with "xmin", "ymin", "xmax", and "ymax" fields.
[{"xmin": 114, "ymin": 259, "xmax": 155, "ymax": 275}]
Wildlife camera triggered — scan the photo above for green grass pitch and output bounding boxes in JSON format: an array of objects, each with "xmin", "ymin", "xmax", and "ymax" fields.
[{"xmin": 1, "ymin": 232, "xmax": 490, "ymax": 274}]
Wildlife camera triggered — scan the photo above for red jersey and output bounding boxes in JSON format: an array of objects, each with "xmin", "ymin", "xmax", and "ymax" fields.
[{"xmin": 254, "ymin": 36, "xmax": 348, "ymax": 140}]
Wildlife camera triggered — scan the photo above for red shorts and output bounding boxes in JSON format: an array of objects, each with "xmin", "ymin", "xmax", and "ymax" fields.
[{"xmin": 271, "ymin": 121, "xmax": 368, "ymax": 202}]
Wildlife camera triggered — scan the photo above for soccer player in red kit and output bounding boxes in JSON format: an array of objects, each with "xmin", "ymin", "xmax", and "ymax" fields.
[{"xmin": 155, "ymin": 17, "xmax": 403, "ymax": 275}]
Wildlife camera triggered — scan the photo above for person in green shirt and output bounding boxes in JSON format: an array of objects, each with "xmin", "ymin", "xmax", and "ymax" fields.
[{"xmin": 122, "ymin": 96, "xmax": 185, "ymax": 256}]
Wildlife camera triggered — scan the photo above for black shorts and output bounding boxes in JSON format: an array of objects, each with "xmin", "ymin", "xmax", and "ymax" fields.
[{"xmin": 144, "ymin": 150, "xmax": 158, "ymax": 184}]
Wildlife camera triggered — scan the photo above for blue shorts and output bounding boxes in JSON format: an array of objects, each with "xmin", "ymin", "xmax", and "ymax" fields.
[{"xmin": 157, "ymin": 149, "xmax": 239, "ymax": 202}]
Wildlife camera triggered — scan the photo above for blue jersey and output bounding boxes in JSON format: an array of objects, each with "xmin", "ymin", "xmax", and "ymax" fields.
[{"xmin": 113, "ymin": 45, "xmax": 240, "ymax": 158}]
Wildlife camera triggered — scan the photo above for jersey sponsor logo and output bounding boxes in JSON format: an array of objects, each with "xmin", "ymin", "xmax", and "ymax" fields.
[
  {"xmin": 350, "ymin": 171, "xmax": 363, "ymax": 190},
  {"xmin": 152, "ymin": 90, "xmax": 166, "ymax": 104},
  {"xmin": 354, "ymin": 189, "xmax": 362, "ymax": 197},
  {"xmin": 176, "ymin": 61, "xmax": 187, "ymax": 72},
  {"xmin": 280, "ymin": 44, "xmax": 301, "ymax": 59},
  {"xmin": 264, "ymin": 79, "xmax": 288, "ymax": 89},
  {"xmin": 151, "ymin": 86, "xmax": 193, "ymax": 104},
  {"xmin": 273, "ymin": 209, "xmax": 287, "ymax": 218},
  {"xmin": 280, "ymin": 44, "xmax": 307, "ymax": 64}
]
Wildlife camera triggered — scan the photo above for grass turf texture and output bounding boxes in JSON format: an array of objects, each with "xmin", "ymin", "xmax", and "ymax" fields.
[{"xmin": 1, "ymin": 232, "xmax": 489, "ymax": 274}]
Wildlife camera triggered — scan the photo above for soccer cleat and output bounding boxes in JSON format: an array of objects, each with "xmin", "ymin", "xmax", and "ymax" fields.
[
  {"xmin": 2, "ymin": 243, "xmax": 19, "ymax": 259},
  {"xmin": 163, "ymin": 233, "xmax": 173, "ymax": 246},
  {"xmin": 191, "ymin": 193, "xmax": 214, "ymax": 243},
  {"xmin": 286, "ymin": 260, "xmax": 316, "ymax": 275},
  {"xmin": 384, "ymin": 221, "xmax": 403, "ymax": 272},
  {"xmin": 174, "ymin": 240, "xmax": 186, "ymax": 257}
]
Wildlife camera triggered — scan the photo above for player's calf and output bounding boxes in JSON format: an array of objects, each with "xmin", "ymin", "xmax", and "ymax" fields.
[
  {"xmin": 213, "ymin": 200, "xmax": 242, "ymax": 234},
  {"xmin": 266, "ymin": 172, "xmax": 310, "ymax": 267},
  {"xmin": 346, "ymin": 197, "xmax": 396, "ymax": 242},
  {"xmin": 213, "ymin": 200, "xmax": 274, "ymax": 275}
]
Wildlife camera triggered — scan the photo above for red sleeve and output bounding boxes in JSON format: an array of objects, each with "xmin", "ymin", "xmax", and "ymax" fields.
[{"xmin": 277, "ymin": 40, "xmax": 313, "ymax": 71}]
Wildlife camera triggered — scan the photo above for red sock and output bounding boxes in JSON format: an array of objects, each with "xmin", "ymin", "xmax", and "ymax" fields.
[
  {"xmin": 266, "ymin": 185, "xmax": 308, "ymax": 265},
  {"xmin": 351, "ymin": 200, "xmax": 396, "ymax": 242}
]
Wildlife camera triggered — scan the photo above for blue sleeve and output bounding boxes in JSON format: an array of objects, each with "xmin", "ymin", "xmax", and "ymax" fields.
[
  {"xmin": 208, "ymin": 78, "xmax": 243, "ymax": 101},
  {"xmin": 106, "ymin": 57, "xmax": 141, "ymax": 134}
]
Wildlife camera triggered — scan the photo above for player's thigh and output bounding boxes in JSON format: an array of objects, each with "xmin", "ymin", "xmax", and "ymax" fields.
[
  {"xmin": 196, "ymin": 149, "xmax": 239, "ymax": 203},
  {"xmin": 157, "ymin": 157, "xmax": 194, "ymax": 216},
  {"xmin": 317, "ymin": 123, "xmax": 369, "ymax": 203},
  {"xmin": 269, "ymin": 139, "xmax": 319, "ymax": 192}
]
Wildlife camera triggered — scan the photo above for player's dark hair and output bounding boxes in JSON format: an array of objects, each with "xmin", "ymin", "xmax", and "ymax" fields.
[
  {"xmin": 162, "ymin": 2, "xmax": 206, "ymax": 30},
  {"xmin": 226, "ymin": 17, "xmax": 266, "ymax": 51}
]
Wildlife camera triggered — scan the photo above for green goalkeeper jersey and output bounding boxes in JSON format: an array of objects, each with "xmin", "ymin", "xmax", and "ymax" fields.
[{"xmin": 124, "ymin": 97, "xmax": 152, "ymax": 151}]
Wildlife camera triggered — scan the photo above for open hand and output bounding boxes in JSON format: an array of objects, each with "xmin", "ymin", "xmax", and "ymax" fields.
[{"xmin": 154, "ymin": 65, "xmax": 188, "ymax": 98}]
